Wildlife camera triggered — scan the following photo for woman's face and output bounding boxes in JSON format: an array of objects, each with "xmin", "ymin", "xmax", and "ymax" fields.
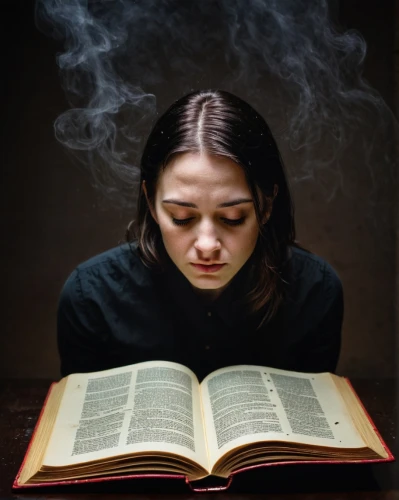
[{"xmin": 149, "ymin": 152, "xmax": 263, "ymax": 297}]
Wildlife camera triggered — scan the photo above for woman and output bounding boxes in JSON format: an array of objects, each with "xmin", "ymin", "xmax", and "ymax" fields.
[{"xmin": 58, "ymin": 89, "xmax": 343, "ymax": 380}]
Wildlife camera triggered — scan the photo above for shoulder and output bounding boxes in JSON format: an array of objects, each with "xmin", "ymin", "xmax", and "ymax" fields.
[
  {"xmin": 76, "ymin": 241, "xmax": 142, "ymax": 275},
  {"xmin": 59, "ymin": 242, "xmax": 154, "ymax": 305},
  {"xmin": 285, "ymin": 246, "xmax": 343, "ymax": 302}
]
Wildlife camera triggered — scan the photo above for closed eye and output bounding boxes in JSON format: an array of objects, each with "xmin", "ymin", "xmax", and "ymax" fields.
[
  {"xmin": 172, "ymin": 217, "xmax": 194, "ymax": 226},
  {"xmin": 221, "ymin": 217, "xmax": 245, "ymax": 226}
]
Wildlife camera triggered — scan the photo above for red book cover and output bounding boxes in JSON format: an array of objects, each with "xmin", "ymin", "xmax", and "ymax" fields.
[{"xmin": 13, "ymin": 377, "xmax": 395, "ymax": 493}]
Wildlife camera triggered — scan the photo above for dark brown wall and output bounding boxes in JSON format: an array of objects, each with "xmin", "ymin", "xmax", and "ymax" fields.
[{"xmin": 1, "ymin": 1, "xmax": 397, "ymax": 379}]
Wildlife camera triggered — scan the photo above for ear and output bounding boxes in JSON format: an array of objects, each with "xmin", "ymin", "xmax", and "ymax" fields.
[
  {"xmin": 142, "ymin": 181, "xmax": 158, "ymax": 224},
  {"xmin": 261, "ymin": 184, "xmax": 278, "ymax": 225}
]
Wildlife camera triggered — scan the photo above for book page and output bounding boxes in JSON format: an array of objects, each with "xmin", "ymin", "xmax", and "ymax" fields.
[
  {"xmin": 43, "ymin": 361, "xmax": 209, "ymax": 472},
  {"xmin": 200, "ymin": 365, "xmax": 366, "ymax": 468}
]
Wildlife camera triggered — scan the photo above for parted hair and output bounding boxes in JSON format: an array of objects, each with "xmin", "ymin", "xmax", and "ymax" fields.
[{"xmin": 126, "ymin": 89, "xmax": 296, "ymax": 327}]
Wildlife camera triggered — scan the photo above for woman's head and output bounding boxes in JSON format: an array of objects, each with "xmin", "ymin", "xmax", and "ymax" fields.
[{"xmin": 132, "ymin": 89, "xmax": 295, "ymax": 323}]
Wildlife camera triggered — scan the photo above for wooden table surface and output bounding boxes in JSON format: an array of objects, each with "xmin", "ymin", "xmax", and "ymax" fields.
[{"xmin": 0, "ymin": 378, "xmax": 397, "ymax": 499}]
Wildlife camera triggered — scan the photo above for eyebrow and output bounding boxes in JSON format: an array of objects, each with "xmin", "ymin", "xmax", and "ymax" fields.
[{"xmin": 162, "ymin": 198, "xmax": 253, "ymax": 208}]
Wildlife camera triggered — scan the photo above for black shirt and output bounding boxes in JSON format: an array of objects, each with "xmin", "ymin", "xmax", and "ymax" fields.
[{"xmin": 57, "ymin": 242, "xmax": 343, "ymax": 380}]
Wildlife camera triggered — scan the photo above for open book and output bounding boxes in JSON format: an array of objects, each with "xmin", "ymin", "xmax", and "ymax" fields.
[{"xmin": 14, "ymin": 361, "xmax": 393, "ymax": 492}]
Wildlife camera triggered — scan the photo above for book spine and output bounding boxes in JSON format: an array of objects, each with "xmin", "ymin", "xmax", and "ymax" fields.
[{"xmin": 185, "ymin": 476, "xmax": 233, "ymax": 492}]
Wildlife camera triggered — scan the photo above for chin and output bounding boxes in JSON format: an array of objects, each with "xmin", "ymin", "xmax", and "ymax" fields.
[
  {"xmin": 195, "ymin": 284, "xmax": 224, "ymax": 291},
  {"xmin": 190, "ymin": 276, "xmax": 231, "ymax": 291}
]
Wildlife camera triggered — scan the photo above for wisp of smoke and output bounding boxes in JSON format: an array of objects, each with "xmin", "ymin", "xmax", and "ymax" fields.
[{"xmin": 35, "ymin": 0, "xmax": 396, "ymax": 209}]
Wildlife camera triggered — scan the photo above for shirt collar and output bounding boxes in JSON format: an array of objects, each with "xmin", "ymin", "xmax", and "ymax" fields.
[{"xmin": 162, "ymin": 253, "xmax": 254, "ymax": 328}]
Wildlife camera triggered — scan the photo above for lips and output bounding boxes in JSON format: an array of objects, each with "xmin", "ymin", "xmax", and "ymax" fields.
[{"xmin": 191, "ymin": 263, "xmax": 226, "ymax": 273}]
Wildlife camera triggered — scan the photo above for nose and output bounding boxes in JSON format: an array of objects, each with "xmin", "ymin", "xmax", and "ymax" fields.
[{"xmin": 194, "ymin": 220, "xmax": 221, "ymax": 254}]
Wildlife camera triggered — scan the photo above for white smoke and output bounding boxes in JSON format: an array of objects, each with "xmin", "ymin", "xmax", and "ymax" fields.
[{"xmin": 35, "ymin": 0, "xmax": 397, "ymax": 210}]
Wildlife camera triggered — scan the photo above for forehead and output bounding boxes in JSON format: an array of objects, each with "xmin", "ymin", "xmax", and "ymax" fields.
[{"xmin": 156, "ymin": 153, "xmax": 251, "ymax": 198}]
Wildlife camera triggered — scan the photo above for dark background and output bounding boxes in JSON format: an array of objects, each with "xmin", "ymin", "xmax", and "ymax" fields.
[{"xmin": 1, "ymin": 0, "xmax": 398, "ymax": 379}]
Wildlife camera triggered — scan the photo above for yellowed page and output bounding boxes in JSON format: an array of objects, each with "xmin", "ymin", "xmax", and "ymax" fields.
[
  {"xmin": 43, "ymin": 361, "xmax": 209, "ymax": 472},
  {"xmin": 200, "ymin": 365, "xmax": 366, "ymax": 469}
]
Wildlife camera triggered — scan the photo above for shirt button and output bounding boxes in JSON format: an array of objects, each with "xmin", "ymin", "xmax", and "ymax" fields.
[
  {"xmin": 207, "ymin": 311, "xmax": 212, "ymax": 317},
  {"xmin": 205, "ymin": 345, "xmax": 211, "ymax": 350}
]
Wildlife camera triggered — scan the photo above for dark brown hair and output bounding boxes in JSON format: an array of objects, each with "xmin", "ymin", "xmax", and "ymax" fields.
[{"xmin": 127, "ymin": 89, "xmax": 296, "ymax": 327}]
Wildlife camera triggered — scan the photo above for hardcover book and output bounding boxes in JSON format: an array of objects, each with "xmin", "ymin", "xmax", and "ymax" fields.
[{"xmin": 13, "ymin": 361, "xmax": 394, "ymax": 492}]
